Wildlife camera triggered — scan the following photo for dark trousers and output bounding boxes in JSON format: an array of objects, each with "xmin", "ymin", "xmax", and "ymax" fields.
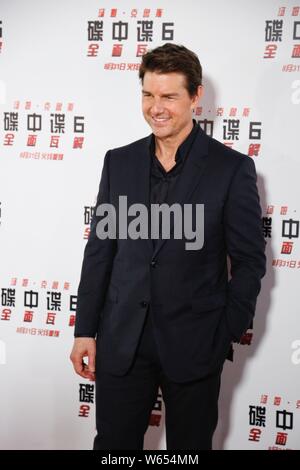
[{"xmin": 94, "ymin": 308, "xmax": 222, "ymax": 450}]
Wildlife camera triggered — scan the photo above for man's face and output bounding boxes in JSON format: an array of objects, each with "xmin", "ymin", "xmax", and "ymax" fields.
[{"xmin": 142, "ymin": 71, "xmax": 201, "ymax": 140}]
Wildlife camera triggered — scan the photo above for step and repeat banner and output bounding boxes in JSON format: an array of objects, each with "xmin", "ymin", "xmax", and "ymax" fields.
[{"xmin": 0, "ymin": 0, "xmax": 299, "ymax": 450}]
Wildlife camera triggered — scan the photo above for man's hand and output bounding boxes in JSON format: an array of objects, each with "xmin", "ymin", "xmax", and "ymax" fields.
[{"xmin": 70, "ymin": 337, "xmax": 96, "ymax": 381}]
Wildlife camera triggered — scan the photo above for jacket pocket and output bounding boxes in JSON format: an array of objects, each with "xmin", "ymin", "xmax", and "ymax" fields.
[{"xmin": 191, "ymin": 290, "xmax": 227, "ymax": 313}]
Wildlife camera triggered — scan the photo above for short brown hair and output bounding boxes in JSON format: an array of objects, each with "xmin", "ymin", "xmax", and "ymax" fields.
[{"xmin": 139, "ymin": 43, "xmax": 202, "ymax": 97}]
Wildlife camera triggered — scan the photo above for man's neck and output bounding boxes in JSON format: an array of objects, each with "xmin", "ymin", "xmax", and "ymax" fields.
[{"xmin": 155, "ymin": 121, "xmax": 193, "ymax": 162}]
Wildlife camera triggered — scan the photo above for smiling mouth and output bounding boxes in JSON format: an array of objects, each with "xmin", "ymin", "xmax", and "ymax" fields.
[{"xmin": 152, "ymin": 117, "xmax": 170, "ymax": 124}]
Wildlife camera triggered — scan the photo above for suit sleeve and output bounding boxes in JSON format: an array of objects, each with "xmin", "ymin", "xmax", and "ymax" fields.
[
  {"xmin": 224, "ymin": 156, "xmax": 266, "ymax": 342},
  {"xmin": 74, "ymin": 150, "xmax": 117, "ymax": 337}
]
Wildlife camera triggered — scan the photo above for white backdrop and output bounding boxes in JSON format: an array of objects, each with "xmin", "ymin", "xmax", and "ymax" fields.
[{"xmin": 0, "ymin": 0, "xmax": 299, "ymax": 450}]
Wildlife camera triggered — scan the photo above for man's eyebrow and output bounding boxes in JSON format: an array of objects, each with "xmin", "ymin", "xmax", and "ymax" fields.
[
  {"xmin": 142, "ymin": 90, "xmax": 179, "ymax": 97},
  {"xmin": 161, "ymin": 93, "xmax": 179, "ymax": 97}
]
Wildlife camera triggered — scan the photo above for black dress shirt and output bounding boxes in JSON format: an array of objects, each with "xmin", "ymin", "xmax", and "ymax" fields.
[{"xmin": 149, "ymin": 120, "xmax": 200, "ymax": 246}]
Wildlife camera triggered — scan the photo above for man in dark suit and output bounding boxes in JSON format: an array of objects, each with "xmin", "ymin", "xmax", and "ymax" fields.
[{"xmin": 70, "ymin": 43, "xmax": 266, "ymax": 450}]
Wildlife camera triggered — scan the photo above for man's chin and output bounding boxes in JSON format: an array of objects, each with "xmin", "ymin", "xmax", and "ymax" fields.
[{"xmin": 151, "ymin": 127, "xmax": 171, "ymax": 138}]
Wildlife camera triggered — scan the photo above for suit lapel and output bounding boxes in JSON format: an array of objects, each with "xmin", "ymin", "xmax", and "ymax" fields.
[{"xmin": 129, "ymin": 135, "xmax": 153, "ymax": 255}]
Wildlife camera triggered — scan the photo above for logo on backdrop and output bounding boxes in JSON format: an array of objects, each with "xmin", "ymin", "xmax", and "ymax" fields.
[
  {"xmin": 0, "ymin": 278, "xmax": 77, "ymax": 335},
  {"xmin": 85, "ymin": 6, "xmax": 175, "ymax": 71},
  {"xmin": 2, "ymin": 101, "xmax": 85, "ymax": 160},
  {"xmin": 248, "ymin": 393, "xmax": 299, "ymax": 449},
  {"xmin": 263, "ymin": 204, "xmax": 299, "ymax": 268},
  {"xmin": 262, "ymin": 5, "xmax": 300, "ymax": 72},
  {"xmin": 195, "ymin": 109, "xmax": 262, "ymax": 157}
]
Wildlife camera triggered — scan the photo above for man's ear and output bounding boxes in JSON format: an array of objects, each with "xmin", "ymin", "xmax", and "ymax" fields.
[
  {"xmin": 192, "ymin": 85, "xmax": 203, "ymax": 109},
  {"xmin": 196, "ymin": 85, "xmax": 204, "ymax": 102}
]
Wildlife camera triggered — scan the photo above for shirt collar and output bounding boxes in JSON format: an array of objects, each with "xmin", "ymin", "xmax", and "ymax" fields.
[{"xmin": 149, "ymin": 119, "xmax": 199, "ymax": 164}]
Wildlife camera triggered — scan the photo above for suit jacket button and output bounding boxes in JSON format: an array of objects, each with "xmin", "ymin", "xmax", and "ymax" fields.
[
  {"xmin": 151, "ymin": 260, "xmax": 157, "ymax": 268},
  {"xmin": 140, "ymin": 301, "xmax": 148, "ymax": 308}
]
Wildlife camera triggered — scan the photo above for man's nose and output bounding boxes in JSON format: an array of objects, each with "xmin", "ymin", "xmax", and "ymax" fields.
[{"xmin": 151, "ymin": 99, "xmax": 164, "ymax": 114}]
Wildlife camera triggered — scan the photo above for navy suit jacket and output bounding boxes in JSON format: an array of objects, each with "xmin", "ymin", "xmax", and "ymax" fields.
[{"xmin": 75, "ymin": 126, "xmax": 266, "ymax": 382}]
